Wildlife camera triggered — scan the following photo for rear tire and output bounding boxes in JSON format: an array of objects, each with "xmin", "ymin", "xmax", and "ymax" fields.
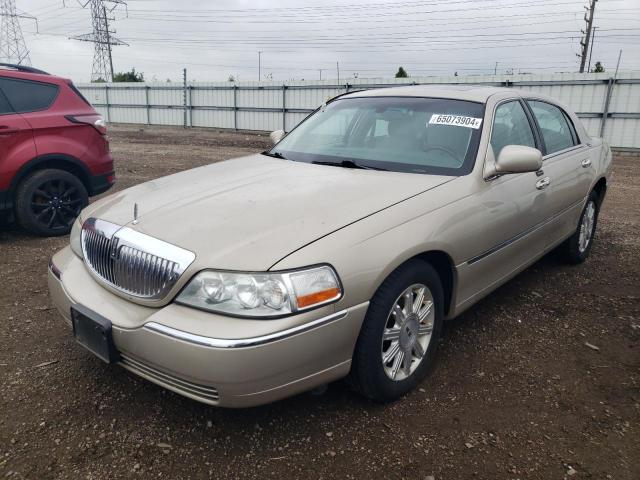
[
  {"xmin": 15, "ymin": 169, "xmax": 88, "ymax": 236},
  {"xmin": 559, "ymin": 190, "xmax": 600, "ymax": 264},
  {"xmin": 349, "ymin": 259, "xmax": 444, "ymax": 403}
]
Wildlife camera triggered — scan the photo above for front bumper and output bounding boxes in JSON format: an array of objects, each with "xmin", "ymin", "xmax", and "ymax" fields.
[{"xmin": 48, "ymin": 247, "xmax": 368, "ymax": 407}]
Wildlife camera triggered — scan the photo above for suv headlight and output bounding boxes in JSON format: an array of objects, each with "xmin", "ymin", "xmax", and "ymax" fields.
[
  {"xmin": 70, "ymin": 218, "xmax": 83, "ymax": 259},
  {"xmin": 176, "ymin": 265, "xmax": 342, "ymax": 318}
]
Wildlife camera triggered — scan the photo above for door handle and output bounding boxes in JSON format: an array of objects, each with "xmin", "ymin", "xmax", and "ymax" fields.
[
  {"xmin": 0, "ymin": 126, "xmax": 19, "ymax": 135},
  {"xmin": 536, "ymin": 177, "xmax": 551, "ymax": 190},
  {"xmin": 581, "ymin": 158, "xmax": 592, "ymax": 168}
]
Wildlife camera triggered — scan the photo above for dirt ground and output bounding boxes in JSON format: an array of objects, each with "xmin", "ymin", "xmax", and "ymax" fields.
[{"xmin": 1, "ymin": 124, "xmax": 638, "ymax": 480}]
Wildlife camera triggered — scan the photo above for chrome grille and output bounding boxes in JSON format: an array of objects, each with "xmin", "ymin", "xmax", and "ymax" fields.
[{"xmin": 81, "ymin": 218, "xmax": 195, "ymax": 300}]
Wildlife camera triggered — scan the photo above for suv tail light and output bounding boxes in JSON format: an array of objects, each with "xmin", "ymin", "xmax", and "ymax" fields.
[{"xmin": 66, "ymin": 114, "xmax": 107, "ymax": 135}]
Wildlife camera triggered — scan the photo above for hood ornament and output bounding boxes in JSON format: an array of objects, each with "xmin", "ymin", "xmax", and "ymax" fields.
[{"xmin": 132, "ymin": 203, "xmax": 139, "ymax": 225}]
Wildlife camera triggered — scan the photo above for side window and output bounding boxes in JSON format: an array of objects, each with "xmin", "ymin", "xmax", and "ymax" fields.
[
  {"xmin": 0, "ymin": 78, "xmax": 58, "ymax": 113},
  {"xmin": 0, "ymin": 88, "xmax": 13, "ymax": 115},
  {"xmin": 490, "ymin": 101, "xmax": 536, "ymax": 158},
  {"xmin": 527, "ymin": 100, "xmax": 576, "ymax": 154}
]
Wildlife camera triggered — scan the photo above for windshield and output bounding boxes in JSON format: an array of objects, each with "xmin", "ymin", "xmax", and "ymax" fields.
[{"xmin": 271, "ymin": 96, "xmax": 485, "ymax": 175}]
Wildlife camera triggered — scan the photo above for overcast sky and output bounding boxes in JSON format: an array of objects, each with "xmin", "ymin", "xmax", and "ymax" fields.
[{"xmin": 14, "ymin": 0, "xmax": 640, "ymax": 83}]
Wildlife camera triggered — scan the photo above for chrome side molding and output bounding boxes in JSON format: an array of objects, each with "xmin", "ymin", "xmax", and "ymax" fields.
[{"xmin": 143, "ymin": 309, "xmax": 351, "ymax": 348}]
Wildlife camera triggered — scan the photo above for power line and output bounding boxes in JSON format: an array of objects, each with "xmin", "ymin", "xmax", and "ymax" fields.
[
  {"xmin": 70, "ymin": 0, "xmax": 128, "ymax": 82},
  {"xmin": 0, "ymin": 0, "xmax": 37, "ymax": 65}
]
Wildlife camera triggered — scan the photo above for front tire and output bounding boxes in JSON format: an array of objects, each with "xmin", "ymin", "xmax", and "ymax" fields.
[
  {"xmin": 349, "ymin": 259, "xmax": 444, "ymax": 402},
  {"xmin": 15, "ymin": 169, "xmax": 88, "ymax": 236},
  {"xmin": 560, "ymin": 191, "xmax": 600, "ymax": 264}
]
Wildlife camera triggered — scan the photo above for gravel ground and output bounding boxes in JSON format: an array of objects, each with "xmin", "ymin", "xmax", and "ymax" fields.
[{"xmin": 1, "ymin": 124, "xmax": 638, "ymax": 480}]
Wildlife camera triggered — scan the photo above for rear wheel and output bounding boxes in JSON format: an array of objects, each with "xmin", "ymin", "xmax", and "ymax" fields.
[
  {"xmin": 15, "ymin": 169, "xmax": 88, "ymax": 236},
  {"xmin": 559, "ymin": 191, "xmax": 600, "ymax": 264},
  {"xmin": 349, "ymin": 259, "xmax": 444, "ymax": 402}
]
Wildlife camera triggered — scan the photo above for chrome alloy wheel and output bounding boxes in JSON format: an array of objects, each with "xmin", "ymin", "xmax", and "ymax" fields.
[
  {"xmin": 381, "ymin": 283, "xmax": 435, "ymax": 381},
  {"xmin": 578, "ymin": 200, "xmax": 596, "ymax": 253}
]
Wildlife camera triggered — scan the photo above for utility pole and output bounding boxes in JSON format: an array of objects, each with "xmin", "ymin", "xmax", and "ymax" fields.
[
  {"xmin": 318, "ymin": 69, "xmax": 323, "ymax": 80},
  {"xmin": 579, "ymin": 0, "xmax": 597, "ymax": 73},
  {"xmin": 70, "ymin": 0, "xmax": 128, "ymax": 82},
  {"xmin": 494, "ymin": 62, "xmax": 498, "ymax": 75},
  {"xmin": 587, "ymin": 26, "xmax": 597, "ymax": 73},
  {"xmin": 258, "ymin": 51, "xmax": 262, "ymax": 81},
  {"xmin": 0, "ymin": 0, "xmax": 38, "ymax": 65},
  {"xmin": 336, "ymin": 61, "xmax": 340, "ymax": 83}
]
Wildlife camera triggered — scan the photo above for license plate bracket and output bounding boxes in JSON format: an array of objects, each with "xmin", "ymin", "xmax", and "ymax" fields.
[{"xmin": 71, "ymin": 305, "xmax": 119, "ymax": 364}]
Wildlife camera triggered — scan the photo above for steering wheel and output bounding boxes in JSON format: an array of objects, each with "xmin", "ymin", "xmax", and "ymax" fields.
[{"xmin": 422, "ymin": 145, "xmax": 459, "ymax": 163}]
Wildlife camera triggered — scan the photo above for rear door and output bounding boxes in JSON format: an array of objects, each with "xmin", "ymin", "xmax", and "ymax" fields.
[
  {"xmin": 525, "ymin": 99, "xmax": 594, "ymax": 244},
  {"xmin": 0, "ymin": 83, "xmax": 36, "ymax": 194}
]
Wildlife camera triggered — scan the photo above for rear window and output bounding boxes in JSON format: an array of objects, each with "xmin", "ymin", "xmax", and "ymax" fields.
[{"xmin": 0, "ymin": 78, "xmax": 59, "ymax": 113}]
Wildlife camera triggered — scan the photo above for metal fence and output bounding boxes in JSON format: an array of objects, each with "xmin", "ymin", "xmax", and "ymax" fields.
[{"xmin": 77, "ymin": 71, "xmax": 640, "ymax": 149}]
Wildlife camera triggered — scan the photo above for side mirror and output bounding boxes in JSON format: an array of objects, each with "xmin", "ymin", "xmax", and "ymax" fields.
[
  {"xmin": 269, "ymin": 129, "xmax": 285, "ymax": 145},
  {"xmin": 494, "ymin": 145, "xmax": 543, "ymax": 175}
]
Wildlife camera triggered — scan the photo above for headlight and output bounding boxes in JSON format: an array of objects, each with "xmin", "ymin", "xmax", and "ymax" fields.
[
  {"xmin": 176, "ymin": 265, "xmax": 342, "ymax": 318},
  {"xmin": 70, "ymin": 218, "xmax": 83, "ymax": 258}
]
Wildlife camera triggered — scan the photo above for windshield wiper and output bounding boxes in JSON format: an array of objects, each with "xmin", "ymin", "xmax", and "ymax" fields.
[
  {"xmin": 311, "ymin": 159, "xmax": 388, "ymax": 171},
  {"xmin": 262, "ymin": 150, "xmax": 288, "ymax": 160}
]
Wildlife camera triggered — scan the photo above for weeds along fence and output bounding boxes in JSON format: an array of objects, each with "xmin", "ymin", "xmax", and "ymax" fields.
[{"xmin": 77, "ymin": 71, "xmax": 640, "ymax": 149}]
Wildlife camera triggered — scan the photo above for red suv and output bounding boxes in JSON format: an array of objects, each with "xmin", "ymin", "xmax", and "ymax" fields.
[{"xmin": 0, "ymin": 64, "xmax": 114, "ymax": 236}]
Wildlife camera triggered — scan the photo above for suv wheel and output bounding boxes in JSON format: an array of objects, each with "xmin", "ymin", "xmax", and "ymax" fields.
[
  {"xmin": 15, "ymin": 169, "xmax": 88, "ymax": 236},
  {"xmin": 349, "ymin": 259, "xmax": 444, "ymax": 402}
]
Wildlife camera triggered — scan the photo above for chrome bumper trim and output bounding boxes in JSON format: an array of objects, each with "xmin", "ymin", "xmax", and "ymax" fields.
[{"xmin": 143, "ymin": 309, "xmax": 350, "ymax": 349}]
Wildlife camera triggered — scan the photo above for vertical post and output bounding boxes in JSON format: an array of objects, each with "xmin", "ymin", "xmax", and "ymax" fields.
[
  {"xmin": 599, "ymin": 77, "xmax": 614, "ymax": 138},
  {"xmin": 182, "ymin": 68, "xmax": 187, "ymax": 128},
  {"xmin": 145, "ymin": 85, "xmax": 150, "ymax": 125},
  {"xmin": 104, "ymin": 85, "xmax": 110, "ymax": 123},
  {"xmin": 345, "ymin": 83, "xmax": 349, "ymax": 93},
  {"xmin": 188, "ymin": 85, "xmax": 193, "ymax": 128},
  {"xmin": 233, "ymin": 84, "xmax": 238, "ymax": 131},
  {"xmin": 282, "ymin": 84, "xmax": 286, "ymax": 131},
  {"xmin": 336, "ymin": 61, "xmax": 340, "ymax": 84},
  {"xmin": 599, "ymin": 50, "xmax": 622, "ymax": 138}
]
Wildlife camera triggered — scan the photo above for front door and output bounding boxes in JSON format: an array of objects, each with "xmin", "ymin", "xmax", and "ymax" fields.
[{"xmin": 456, "ymin": 99, "xmax": 551, "ymax": 306}]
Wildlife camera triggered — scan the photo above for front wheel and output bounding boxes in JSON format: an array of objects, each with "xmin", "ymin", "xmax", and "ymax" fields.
[
  {"xmin": 15, "ymin": 169, "xmax": 88, "ymax": 236},
  {"xmin": 349, "ymin": 259, "xmax": 444, "ymax": 402},
  {"xmin": 559, "ymin": 191, "xmax": 600, "ymax": 264}
]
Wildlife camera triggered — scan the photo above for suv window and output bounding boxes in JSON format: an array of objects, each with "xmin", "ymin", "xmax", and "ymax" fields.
[
  {"xmin": 527, "ymin": 100, "xmax": 576, "ymax": 154},
  {"xmin": 0, "ymin": 88, "xmax": 13, "ymax": 115},
  {"xmin": 490, "ymin": 100, "xmax": 536, "ymax": 158},
  {"xmin": 0, "ymin": 78, "xmax": 59, "ymax": 113}
]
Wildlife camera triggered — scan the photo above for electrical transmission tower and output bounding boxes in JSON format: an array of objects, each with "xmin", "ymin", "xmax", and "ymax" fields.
[
  {"xmin": 0, "ymin": 0, "xmax": 38, "ymax": 65},
  {"xmin": 70, "ymin": 0, "xmax": 128, "ymax": 82},
  {"xmin": 578, "ymin": 0, "xmax": 597, "ymax": 73}
]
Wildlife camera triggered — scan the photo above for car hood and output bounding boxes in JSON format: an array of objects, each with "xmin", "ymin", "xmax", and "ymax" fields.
[{"xmin": 84, "ymin": 154, "xmax": 453, "ymax": 271}]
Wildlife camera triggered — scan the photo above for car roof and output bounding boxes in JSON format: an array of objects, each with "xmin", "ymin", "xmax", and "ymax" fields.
[
  {"xmin": 341, "ymin": 84, "xmax": 516, "ymax": 103},
  {"xmin": 0, "ymin": 66, "xmax": 65, "ymax": 84}
]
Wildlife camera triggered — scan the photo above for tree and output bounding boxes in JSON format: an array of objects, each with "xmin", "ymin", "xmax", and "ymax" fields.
[
  {"xmin": 113, "ymin": 68, "xmax": 144, "ymax": 82},
  {"xmin": 228, "ymin": 74, "xmax": 236, "ymax": 82},
  {"xmin": 592, "ymin": 61, "xmax": 605, "ymax": 73},
  {"xmin": 395, "ymin": 66, "xmax": 408, "ymax": 78}
]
